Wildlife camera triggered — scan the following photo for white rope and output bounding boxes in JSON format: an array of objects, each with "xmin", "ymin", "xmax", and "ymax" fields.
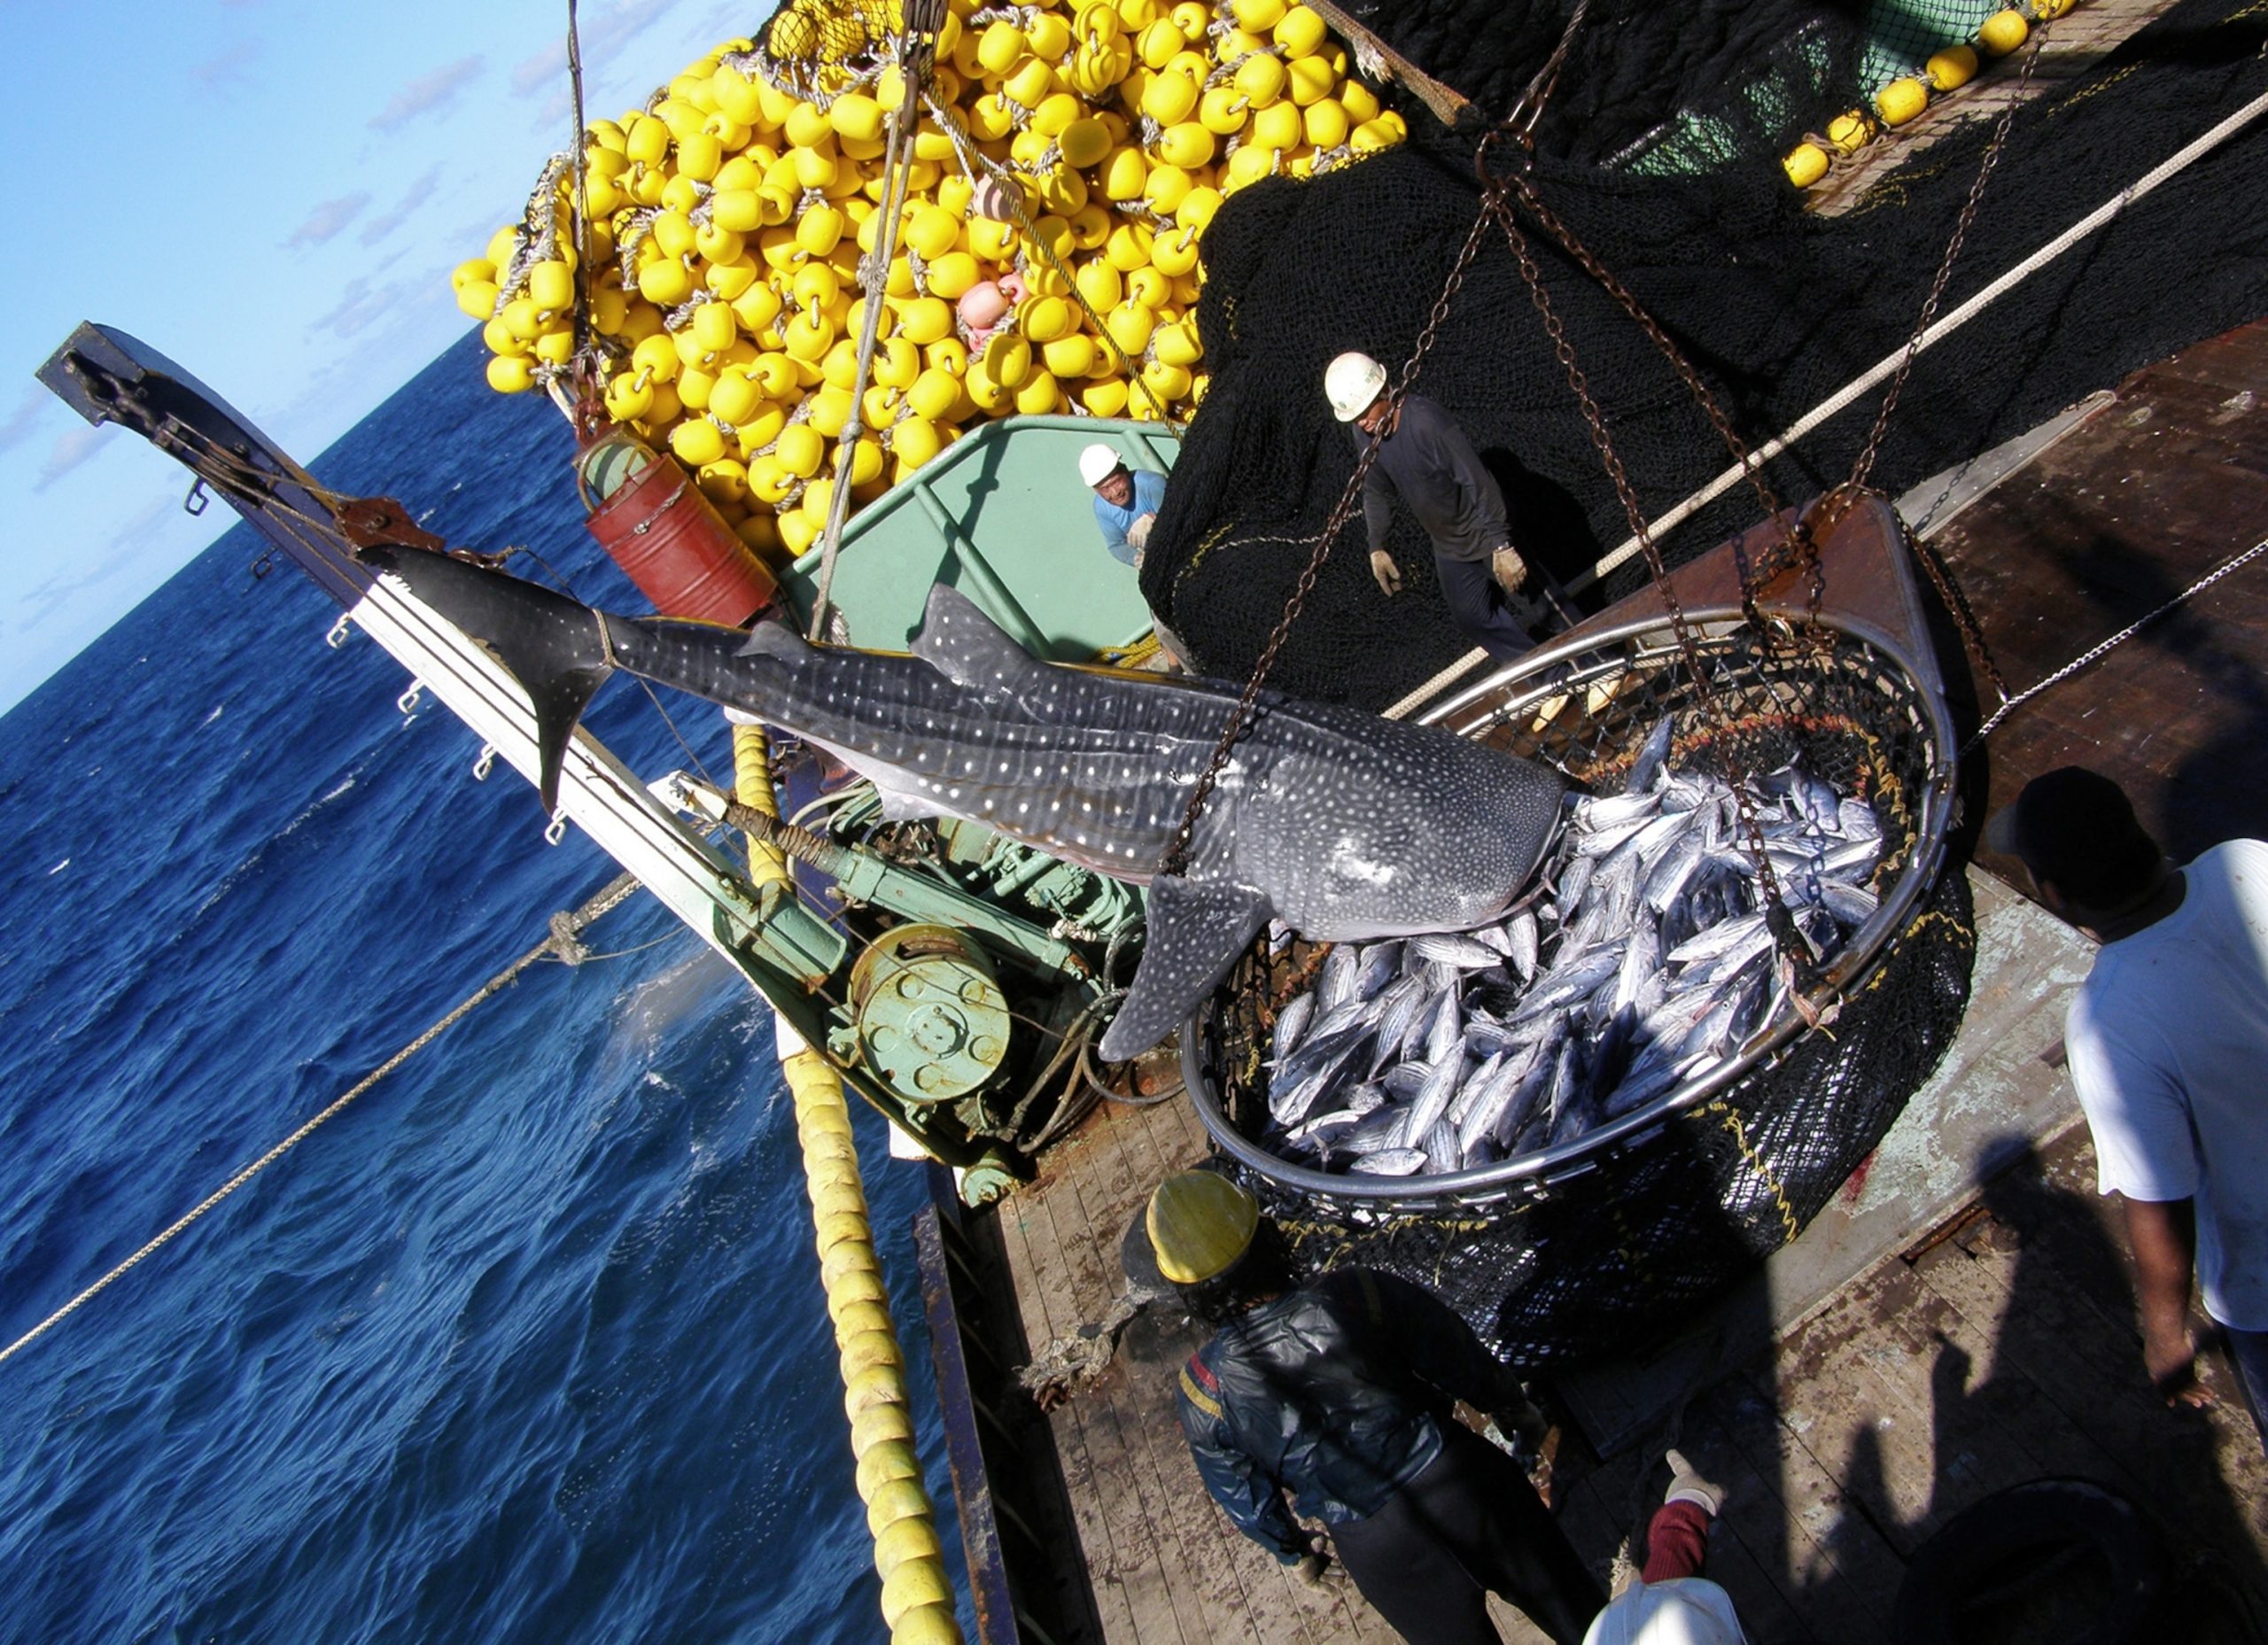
[
  {"xmin": 1963, "ymin": 531, "xmax": 2268, "ymax": 755},
  {"xmin": 1570, "ymin": 81, "xmax": 2268, "ymax": 596}
]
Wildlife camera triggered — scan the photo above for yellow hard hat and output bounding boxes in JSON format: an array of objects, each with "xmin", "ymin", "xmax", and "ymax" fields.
[{"xmin": 1146, "ymin": 1171, "xmax": 1259, "ymax": 1284}]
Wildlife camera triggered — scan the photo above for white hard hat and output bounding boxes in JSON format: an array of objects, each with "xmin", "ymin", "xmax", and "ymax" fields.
[
  {"xmin": 1324, "ymin": 351, "xmax": 1389, "ymax": 422},
  {"xmin": 1581, "ymin": 1580, "xmax": 1746, "ymax": 1645},
  {"xmin": 1079, "ymin": 443, "xmax": 1124, "ymax": 488}
]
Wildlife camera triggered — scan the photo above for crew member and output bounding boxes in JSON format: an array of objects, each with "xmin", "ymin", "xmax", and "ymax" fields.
[
  {"xmin": 1583, "ymin": 1451, "xmax": 1747, "ymax": 1644},
  {"xmin": 1151, "ymin": 1170, "xmax": 1605, "ymax": 1645},
  {"xmin": 1324, "ymin": 351, "xmax": 1541, "ymax": 663},
  {"xmin": 1987, "ymin": 766, "xmax": 2268, "ymax": 1450},
  {"xmin": 1081, "ymin": 443, "xmax": 1167, "ymax": 569}
]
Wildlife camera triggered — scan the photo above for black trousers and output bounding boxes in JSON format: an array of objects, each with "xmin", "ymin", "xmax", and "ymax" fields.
[
  {"xmin": 1332, "ymin": 1421, "xmax": 1605, "ymax": 1645},
  {"xmin": 1433, "ymin": 553, "xmax": 1538, "ymax": 663}
]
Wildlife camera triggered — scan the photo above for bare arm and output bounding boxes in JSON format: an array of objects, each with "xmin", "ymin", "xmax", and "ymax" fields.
[{"xmin": 2122, "ymin": 1194, "xmax": 2212, "ymax": 1408}]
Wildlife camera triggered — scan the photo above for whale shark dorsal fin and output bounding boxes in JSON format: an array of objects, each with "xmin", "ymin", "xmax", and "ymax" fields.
[
  {"xmin": 1097, "ymin": 875, "xmax": 1272, "ymax": 1062},
  {"xmin": 912, "ymin": 585, "xmax": 1052, "ymax": 714},
  {"xmin": 735, "ymin": 619, "xmax": 814, "ymax": 661}
]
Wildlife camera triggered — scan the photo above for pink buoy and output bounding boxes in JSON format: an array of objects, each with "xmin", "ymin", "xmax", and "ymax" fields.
[
  {"xmin": 959, "ymin": 280, "xmax": 1010, "ymax": 331},
  {"xmin": 998, "ymin": 270, "xmax": 1028, "ymax": 305}
]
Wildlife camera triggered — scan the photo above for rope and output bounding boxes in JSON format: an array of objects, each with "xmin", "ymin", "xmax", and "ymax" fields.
[
  {"xmin": 1961, "ymin": 531, "xmax": 2268, "ymax": 756},
  {"xmin": 0, "ymin": 871, "xmax": 641, "ymax": 1371},
  {"xmin": 1571, "ymin": 77, "xmax": 2268, "ymax": 595}
]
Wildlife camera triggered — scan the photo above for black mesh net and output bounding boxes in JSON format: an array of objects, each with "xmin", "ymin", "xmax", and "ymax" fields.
[
  {"xmin": 1142, "ymin": 0, "xmax": 2268, "ymax": 712},
  {"xmin": 1191, "ymin": 616, "xmax": 1978, "ymax": 1366}
]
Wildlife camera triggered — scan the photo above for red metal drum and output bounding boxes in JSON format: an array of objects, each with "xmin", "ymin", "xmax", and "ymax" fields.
[{"xmin": 578, "ymin": 432, "xmax": 776, "ymax": 625}]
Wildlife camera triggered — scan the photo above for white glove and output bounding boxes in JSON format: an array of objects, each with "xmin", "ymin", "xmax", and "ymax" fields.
[
  {"xmin": 1370, "ymin": 549, "xmax": 1402, "ymax": 596},
  {"xmin": 1126, "ymin": 514, "xmax": 1154, "ymax": 550},
  {"xmin": 1491, "ymin": 546, "xmax": 1530, "ymax": 593}
]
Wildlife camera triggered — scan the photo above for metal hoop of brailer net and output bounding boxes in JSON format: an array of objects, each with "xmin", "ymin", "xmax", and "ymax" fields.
[{"xmin": 1181, "ymin": 603, "xmax": 1960, "ymax": 1218}]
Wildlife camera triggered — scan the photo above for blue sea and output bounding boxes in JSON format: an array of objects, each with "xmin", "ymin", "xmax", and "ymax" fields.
[{"xmin": 0, "ymin": 328, "xmax": 966, "ymax": 1642}]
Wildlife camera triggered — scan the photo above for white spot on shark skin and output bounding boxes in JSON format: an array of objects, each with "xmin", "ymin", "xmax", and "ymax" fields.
[{"xmin": 1329, "ymin": 839, "xmax": 1398, "ymax": 889}]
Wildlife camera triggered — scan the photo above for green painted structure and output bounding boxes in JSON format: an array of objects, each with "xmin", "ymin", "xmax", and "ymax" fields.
[{"xmin": 776, "ymin": 414, "xmax": 1181, "ymax": 660}]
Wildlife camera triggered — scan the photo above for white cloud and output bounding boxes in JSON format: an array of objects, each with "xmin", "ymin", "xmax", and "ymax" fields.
[
  {"xmin": 192, "ymin": 39, "xmax": 260, "ymax": 91},
  {"xmin": 360, "ymin": 166, "xmax": 445, "ymax": 247},
  {"xmin": 311, "ymin": 275, "xmax": 417, "ymax": 340},
  {"xmin": 0, "ymin": 390, "xmax": 50, "ymax": 456},
  {"xmin": 286, "ymin": 192, "xmax": 375, "ymax": 249},
  {"xmin": 35, "ymin": 426, "xmax": 106, "ymax": 493},
  {"xmin": 369, "ymin": 55, "xmax": 487, "ymax": 133}
]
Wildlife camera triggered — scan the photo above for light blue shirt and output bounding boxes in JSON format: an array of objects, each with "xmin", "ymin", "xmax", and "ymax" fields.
[{"xmin": 1092, "ymin": 469, "xmax": 1169, "ymax": 567}]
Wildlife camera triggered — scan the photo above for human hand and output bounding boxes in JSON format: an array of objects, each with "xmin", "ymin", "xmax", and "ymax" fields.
[
  {"xmin": 1370, "ymin": 549, "xmax": 1402, "ymax": 596},
  {"xmin": 1127, "ymin": 514, "xmax": 1154, "ymax": 549},
  {"xmin": 1491, "ymin": 547, "xmax": 1529, "ymax": 594},
  {"xmin": 1290, "ymin": 1532, "xmax": 1332, "ymax": 1587},
  {"xmin": 2146, "ymin": 1331, "xmax": 2214, "ymax": 1409}
]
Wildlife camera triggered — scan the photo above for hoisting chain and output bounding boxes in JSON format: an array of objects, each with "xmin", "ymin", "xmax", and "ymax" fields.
[
  {"xmin": 1842, "ymin": 30, "xmax": 2049, "ymax": 712},
  {"xmin": 1154, "ymin": 199, "xmax": 1499, "ymax": 880},
  {"xmin": 1153, "ymin": 0, "xmax": 1606, "ymax": 883},
  {"xmin": 1488, "ymin": 182, "xmax": 1806, "ymax": 973}
]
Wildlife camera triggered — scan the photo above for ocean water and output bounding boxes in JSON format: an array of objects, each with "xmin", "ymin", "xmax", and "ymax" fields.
[{"xmin": 0, "ymin": 328, "xmax": 965, "ymax": 1642}]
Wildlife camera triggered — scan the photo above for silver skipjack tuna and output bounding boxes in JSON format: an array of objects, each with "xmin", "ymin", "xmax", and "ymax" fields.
[{"xmin": 1261, "ymin": 718, "xmax": 1887, "ymax": 1179}]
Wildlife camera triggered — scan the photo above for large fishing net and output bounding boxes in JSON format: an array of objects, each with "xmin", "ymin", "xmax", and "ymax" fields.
[
  {"xmin": 1142, "ymin": 0, "xmax": 2268, "ymax": 710},
  {"xmin": 1191, "ymin": 610, "xmax": 1977, "ymax": 1365}
]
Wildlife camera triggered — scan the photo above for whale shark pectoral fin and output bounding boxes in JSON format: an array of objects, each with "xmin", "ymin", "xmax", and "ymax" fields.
[
  {"xmin": 524, "ymin": 663, "xmax": 613, "ymax": 815},
  {"xmin": 911, "ymin": 584, "xmax": 1052, "ymax": 714},
  {"xmin": 1097, "ymin": 875, "xmax": 1272, "ymax": 1063}
]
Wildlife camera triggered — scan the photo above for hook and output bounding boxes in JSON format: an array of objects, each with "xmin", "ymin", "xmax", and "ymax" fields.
[
  {"xmin": 472, "ymin": 743, "xmax": 497, "ymax": 781},
  {"xmin": 397, "ymin": 679, "xmax": 425, "ymax": 717}
]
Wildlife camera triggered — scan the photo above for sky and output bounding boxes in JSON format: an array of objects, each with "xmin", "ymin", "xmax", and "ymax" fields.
[{"xmin": 0, "ymin": 0, "xmax": 774, "ymax": 713}]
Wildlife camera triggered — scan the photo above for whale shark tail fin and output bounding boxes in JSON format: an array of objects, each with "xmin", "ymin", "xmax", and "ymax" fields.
[{"xmin": 357, "ymin": 544, "xmax": 613, "ymax": 813}]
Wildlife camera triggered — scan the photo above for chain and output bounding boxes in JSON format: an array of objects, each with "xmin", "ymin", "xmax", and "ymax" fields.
[
  {"xmin": 1962, "ymin": 532, "xmax": 2268, "ymax": 757},
  {"xmin": 1491, "ymin": 195, "xmax": 1802, "ymax": 958},
  {"xmin": 1500, "ymin": 170, "xmax": 1814, "ymax": 634},
  {"xmin": 1849, "ymin": 28, "xmax": 2046, "ymax": 493},
  {"xmin": 1156, "ymin": 200, "xmax": 1498, "ymax": 879}
]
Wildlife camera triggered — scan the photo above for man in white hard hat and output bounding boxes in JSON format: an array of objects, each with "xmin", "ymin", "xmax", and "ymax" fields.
[
  {"xmin": 1324, "ymin": 351, "xmax": 1542, "ymax": 663},
  {"xmin": 1149, "ymin": 1169, "xmax": 1604, "ymax": 1644},
  {"xmin": 1080, "ymin": 442, "xmax": 1168, "ymax": 569},
  {"xmin": 1582, "ymin": 1451, "xmax": 1747, "ymax": 1645}
]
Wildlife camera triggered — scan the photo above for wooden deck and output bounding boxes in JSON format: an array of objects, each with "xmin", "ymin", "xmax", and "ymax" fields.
[
  {"xmin": 962, "ymin": 1082, "xmax": 2268, "ymax": 1643},
  {"xmin": 932, "ymin": 315, "xmax": 2268, "ymax": 1643}
]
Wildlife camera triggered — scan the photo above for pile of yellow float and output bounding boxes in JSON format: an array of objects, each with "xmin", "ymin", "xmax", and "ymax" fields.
[
  {"xmin": 1782, "ymin": 0, "xmax": 2072, "ymax": 189},
  {"xmin": 450, "ymin": 0, "xmax": 1403, "ymax": 562}
]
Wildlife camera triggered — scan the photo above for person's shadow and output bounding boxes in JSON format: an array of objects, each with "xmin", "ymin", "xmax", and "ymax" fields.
[
  {"xmin": 1812, "ymin": 1135, "xmax": 2268, "ymax": 1639},
  {"xmin": 1480, "ymin": 446, "xmax": 1603, "ymax": 617}
]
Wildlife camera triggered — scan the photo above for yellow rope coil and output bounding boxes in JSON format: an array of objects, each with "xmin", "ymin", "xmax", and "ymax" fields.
[{"xmin": 734, "ymin": 724, "xmax": 963, "ymax": 1645}]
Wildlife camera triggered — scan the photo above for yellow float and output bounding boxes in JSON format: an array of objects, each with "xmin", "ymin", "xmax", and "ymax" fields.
[{"xmin": 461, "ymin": 0, "xmax": 1408, "ymax": 559}]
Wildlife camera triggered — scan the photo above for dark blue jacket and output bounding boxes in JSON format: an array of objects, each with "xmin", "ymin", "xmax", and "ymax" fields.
[{"xmin": 1176, "ymin": 1267, "xmax": 1521, "ymax": 1559}]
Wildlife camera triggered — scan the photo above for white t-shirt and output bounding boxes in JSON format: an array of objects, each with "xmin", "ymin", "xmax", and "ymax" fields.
[
  {"xmin": 2064, "ymin": 839, "xmax": 2268, "ymax": 1330},
  {"xmin": 1583, "ymin": 1578, "xmax": 1746, "ymax": 1645}
]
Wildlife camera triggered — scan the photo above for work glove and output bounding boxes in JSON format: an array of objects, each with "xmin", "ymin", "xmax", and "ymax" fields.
[
  {"xmin": 1289, "ymin": 1532, "xmax": 1332, "ymax": 1587},
  {"xmin": 1491, "ymin": 546, "xmax": 1530, "ymax": 594},
  {"xmin": 1126, "ymin": 514, "xmax": 1154, "ymax": 550},
  {"xmin": 1370, "ymin": 549, "xmax": 1402, "ymax": 596},
  {"xmin": 1664, "ymin": 1448, "xmax": 1726, "ymax": 1516}
]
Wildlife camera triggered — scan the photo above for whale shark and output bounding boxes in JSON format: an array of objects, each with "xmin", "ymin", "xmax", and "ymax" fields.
[{"xmin": 358, "ymin": 545, "xmax": 1565, "ymax": 1060}]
